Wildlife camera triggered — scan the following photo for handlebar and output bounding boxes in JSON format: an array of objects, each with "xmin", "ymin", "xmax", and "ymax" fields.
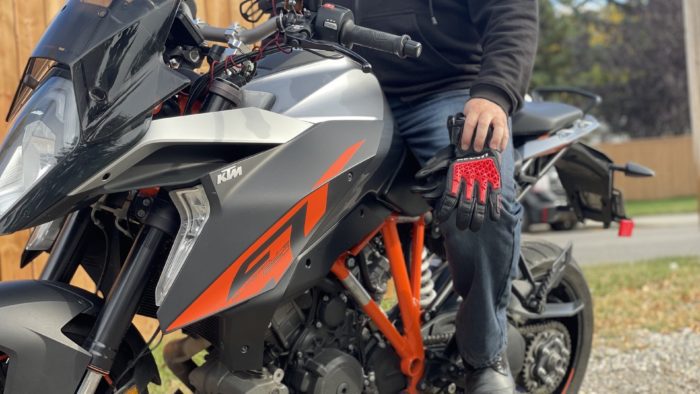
[
  {"xmin": 196, "ymin": 4, "xmax": 422, "ymax": 60},
  {"xmin": 198, "ymin": 15, "xmax": 282, "ymax": 45},
  {"xmin": 198, "ymin": 24, "xmax": 228, "ymax": 42}
]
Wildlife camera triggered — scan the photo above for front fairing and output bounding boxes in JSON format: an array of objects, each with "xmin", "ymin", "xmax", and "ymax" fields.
[{"xmin": 0, "ymin": 0, "xmax": 189, "ymax": 234}]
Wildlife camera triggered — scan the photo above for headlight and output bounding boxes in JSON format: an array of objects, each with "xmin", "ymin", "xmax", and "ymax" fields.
[
  {"xmin": 0, "ymin": 77, "xmax": 79, "ymax": 217},
  {"xmin": 155, "ymin": 185, "xmax": 210, "ymax": 305}
]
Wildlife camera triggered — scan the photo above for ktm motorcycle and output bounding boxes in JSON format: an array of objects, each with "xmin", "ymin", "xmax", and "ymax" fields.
[{"xmin": 0, "ymin": 1, "xmax": 653, "ymax": 393}]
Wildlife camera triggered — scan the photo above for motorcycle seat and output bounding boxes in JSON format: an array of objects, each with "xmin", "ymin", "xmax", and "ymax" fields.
[{"xmin": 512, "ymin": 101, "xmax": 583, "ymax": 136}]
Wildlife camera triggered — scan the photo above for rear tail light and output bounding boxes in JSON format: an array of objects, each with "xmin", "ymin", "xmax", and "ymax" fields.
[{"xmin": 618, "ymin": 218, "xmax": 634, "ymax": 237}]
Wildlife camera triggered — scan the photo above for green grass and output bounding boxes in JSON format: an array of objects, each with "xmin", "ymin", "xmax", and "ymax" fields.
[
  {"xmin": 149, "ymin": 333, "xmax": 206, "ymax": 394},
  {"xmin": 624, "ymin": 196, "xmax": 697, "ymax": 217},
  {"xmin": 583, "ymin": 256, "xmax": 700, "ymax": 346}
]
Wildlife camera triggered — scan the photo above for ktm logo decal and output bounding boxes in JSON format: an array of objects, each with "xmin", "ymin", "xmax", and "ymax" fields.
[
  {"xmin": 217, "ymin": 164, "xmax": 243, "ymax": 184},
  {"xmin": 167, "ymin": 140, "xmax": 365, "ymax": 331}
]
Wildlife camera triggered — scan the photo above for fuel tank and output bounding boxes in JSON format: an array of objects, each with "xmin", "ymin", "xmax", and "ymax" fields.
[{"xmin": 245, "ymin": 51, "xmax": 386, "ymax": 122}]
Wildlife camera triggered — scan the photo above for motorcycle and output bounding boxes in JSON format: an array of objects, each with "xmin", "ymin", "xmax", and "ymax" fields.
[{"xmin": 0, "ymin": 1, "xmax": 653, "ymax": 393}]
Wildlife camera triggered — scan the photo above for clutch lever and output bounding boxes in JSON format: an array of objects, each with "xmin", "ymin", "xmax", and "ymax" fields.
[{"xmin": 290, "ymin": 36, "xmax": 372, "ymax": 73}]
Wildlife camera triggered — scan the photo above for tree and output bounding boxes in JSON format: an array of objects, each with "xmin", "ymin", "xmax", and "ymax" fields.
[{"xmin": 532, "ymin": 0, "xmax": 691, "ymax": 137}]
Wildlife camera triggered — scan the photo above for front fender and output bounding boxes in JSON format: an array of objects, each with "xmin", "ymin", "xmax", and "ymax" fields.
[
  {"xmin": 0, "ymin": 280, "xmax": 99, "ymax": 394},
  {"xmin": 0, "ymin": 280, "xmax": 157, "ymax": 394}
]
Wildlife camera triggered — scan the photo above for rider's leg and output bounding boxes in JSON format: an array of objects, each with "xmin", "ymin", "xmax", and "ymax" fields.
[{"xmin": 389, "ymin": 90, "xmax": 522, "ymax": 368}]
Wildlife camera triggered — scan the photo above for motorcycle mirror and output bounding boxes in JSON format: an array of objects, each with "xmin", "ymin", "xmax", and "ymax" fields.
[{"xmin": 611, "ymin": 162, "xmax": 655, "ymax": 177}]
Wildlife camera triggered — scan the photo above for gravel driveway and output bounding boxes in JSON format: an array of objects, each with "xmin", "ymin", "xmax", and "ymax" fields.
[{"xmin": 580, "ymin": 329, "xmax": 700, "ymax": 393}]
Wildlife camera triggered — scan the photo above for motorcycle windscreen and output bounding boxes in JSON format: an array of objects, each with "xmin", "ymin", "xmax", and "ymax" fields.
[
  {"xmin": 0, "ymin": 0, "xmax": 189, "ymax": 233},
  {"xmin": 9, "ymin": 0, "xmax": 189, "ymax": 140},
  {"xmin": 554, "ymin": 143, "xmax": 626, "ymax": 228}
]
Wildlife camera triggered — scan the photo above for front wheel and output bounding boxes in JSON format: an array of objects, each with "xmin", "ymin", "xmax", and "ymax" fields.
[{"xmin": 518, "ymin": 240, "xmax": 594, "ymax": 394}]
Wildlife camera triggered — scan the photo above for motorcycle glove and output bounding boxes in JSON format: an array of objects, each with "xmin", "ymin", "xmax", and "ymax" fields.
[{"xmin": 413, "ymin": 112, "xmax": 502, "ymax": 232}]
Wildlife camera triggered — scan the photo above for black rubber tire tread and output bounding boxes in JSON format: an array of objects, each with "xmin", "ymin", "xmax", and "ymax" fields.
[
  {"xmin": 519, "ymin": 239, "xmax": 594, "ymax": 394},
  {"xmin": 551, "ymin": 220, "xmax": 576, "ymax": 231}
]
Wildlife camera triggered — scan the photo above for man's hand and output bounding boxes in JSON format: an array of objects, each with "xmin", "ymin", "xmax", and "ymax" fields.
[{"xmin": 461, "ymin": 98, "xmax": 509, "ymax": 152}]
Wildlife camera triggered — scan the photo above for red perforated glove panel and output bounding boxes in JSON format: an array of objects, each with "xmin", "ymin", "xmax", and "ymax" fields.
[{"xmin": 438, "ymin": 152, "xmax": 502, "ymax": 231}]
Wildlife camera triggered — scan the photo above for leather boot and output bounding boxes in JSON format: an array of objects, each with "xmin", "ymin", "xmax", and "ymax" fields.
[{"xmin": 464, "ymin": 354, "xmax": 515, "ymax": 394}]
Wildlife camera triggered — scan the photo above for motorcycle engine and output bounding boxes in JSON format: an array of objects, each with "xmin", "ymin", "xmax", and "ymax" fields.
[
  {"xmin": 261, "ymin": 236, "xmax": 404, "ymax": 394},
  {"xmin": 264, "ymin": 288, "xmax": 366, "ymax": 393},
  {"xmin": 185, "ymin": 236, "xmax": 404, "ymax": 393}
]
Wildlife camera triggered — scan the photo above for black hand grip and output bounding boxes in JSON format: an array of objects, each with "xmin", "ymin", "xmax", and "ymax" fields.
[
  {"xmin": 403, "ymin": 39, "xmax": 422, "ymax": 59},
  {"xmin": 340, "ymin": 21, "xmax": 422, "ymax": 59}
]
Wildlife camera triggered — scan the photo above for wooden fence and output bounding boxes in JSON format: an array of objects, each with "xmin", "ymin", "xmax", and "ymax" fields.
[{"xmin": 595, "ymin": 135, "xmax": 697, "ymax": 201}]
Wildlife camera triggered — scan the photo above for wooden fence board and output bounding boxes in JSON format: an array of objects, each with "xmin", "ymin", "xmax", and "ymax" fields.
[
  {"xmin": 13, "ymin": 0, "xmax": 47, "ymax": 71},
  {"xmin": 43, "ymin": 0, "xmax": 64, "ymax": 25},
  {"xmin": 595, "ymin": 135, "xmax": 697, "ymax": 200},
  {"xmin": 0, "ymin": 1, "xmax": 21, "ymax": 99}
]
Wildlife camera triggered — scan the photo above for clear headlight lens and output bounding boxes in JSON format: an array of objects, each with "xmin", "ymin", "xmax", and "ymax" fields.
[
  {"xmin": 0, "ymin": 77, "xmax": 79, "ymax": 216},
  {"xmin": 155, "ymin": 185, "xmax": 211, "ymax": 305}
]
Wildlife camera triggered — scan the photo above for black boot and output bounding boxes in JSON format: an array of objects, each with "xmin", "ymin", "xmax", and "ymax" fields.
[{"xmin": 464, "ymin": 354, "xmax": 515, "ymax": 394}]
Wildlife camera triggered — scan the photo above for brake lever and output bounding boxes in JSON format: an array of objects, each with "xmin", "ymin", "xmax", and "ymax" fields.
[{"xmin": 289, "ymin": 36, "xmax": 372, "ymax": 73}]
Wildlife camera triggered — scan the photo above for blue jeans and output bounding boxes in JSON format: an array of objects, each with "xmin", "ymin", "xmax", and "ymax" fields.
[{"xmin": 388, "ymin": 90, "xmax": 522, "ymax": 367}]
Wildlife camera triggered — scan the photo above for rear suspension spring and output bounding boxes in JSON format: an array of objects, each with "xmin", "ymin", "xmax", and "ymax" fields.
[{"xmin": 419, "ymin": 248, "xmax": 438, "ymax": 309}]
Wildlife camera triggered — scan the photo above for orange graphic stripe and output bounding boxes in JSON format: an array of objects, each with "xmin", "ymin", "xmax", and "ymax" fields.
[
  {"xmin": 313, "ymin": 140, "xmax": 365, "ymax": 188},
  {"xmin": 233, "ymin": 226, "xmax": 293, "ymax": 304},
  {"xmin": 167, "ymin": 140, "xmax": 366, "ymax": 331}
]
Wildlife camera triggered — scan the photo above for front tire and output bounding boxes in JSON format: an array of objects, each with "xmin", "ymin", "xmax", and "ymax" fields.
[{"xmin": 519, "ymin": 240, "xmax": 594, "ymax": 394}]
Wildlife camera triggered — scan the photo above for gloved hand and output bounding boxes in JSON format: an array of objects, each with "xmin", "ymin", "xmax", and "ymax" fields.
[{"xmin": 413, "ymin": 113, "xmax": 502, "ymax": 231}]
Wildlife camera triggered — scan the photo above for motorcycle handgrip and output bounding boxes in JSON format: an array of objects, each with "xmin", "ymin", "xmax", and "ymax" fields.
[
  {"xmin": 198, "ymin": 16, "xmax": 281, "ymax": 45},
  {"xmin": 340, "ymin": 20, "xmax": 422, "ymax": 59}
]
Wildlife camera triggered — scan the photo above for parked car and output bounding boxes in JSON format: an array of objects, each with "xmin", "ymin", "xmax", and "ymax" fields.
[{"xmin": 521, "ymin": 169, "xmax": 579, "ymax": 231}]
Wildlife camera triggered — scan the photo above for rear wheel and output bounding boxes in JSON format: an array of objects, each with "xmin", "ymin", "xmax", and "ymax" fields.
[{"xmin": 518, "ymin": 240, "xmax": 593, "ymax": 394}]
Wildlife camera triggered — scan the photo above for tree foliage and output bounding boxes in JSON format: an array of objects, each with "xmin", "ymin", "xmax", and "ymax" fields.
[{"xmin": 532, "ymin": 0, "xmax": 690, "ymax": 137}]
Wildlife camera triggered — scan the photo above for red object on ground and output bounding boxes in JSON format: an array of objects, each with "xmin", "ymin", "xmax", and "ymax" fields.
[{"xmin": 618, "ymin": 218, "xmax": 634, "ymax": 237}]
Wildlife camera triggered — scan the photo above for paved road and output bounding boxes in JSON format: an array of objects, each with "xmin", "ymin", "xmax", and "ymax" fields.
[{"xmin": 523, "ymin": 213, "xmax": 700, "ymax": 265}]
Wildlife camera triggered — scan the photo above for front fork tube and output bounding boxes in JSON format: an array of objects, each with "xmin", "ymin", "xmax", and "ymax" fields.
[
  {"xmin": 40, "ymin": 208, "xmax": 92, "ymax": 282},
  {"xmin": 77, "ymin": 200, "xmax": 177, "ymax": 394}
]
